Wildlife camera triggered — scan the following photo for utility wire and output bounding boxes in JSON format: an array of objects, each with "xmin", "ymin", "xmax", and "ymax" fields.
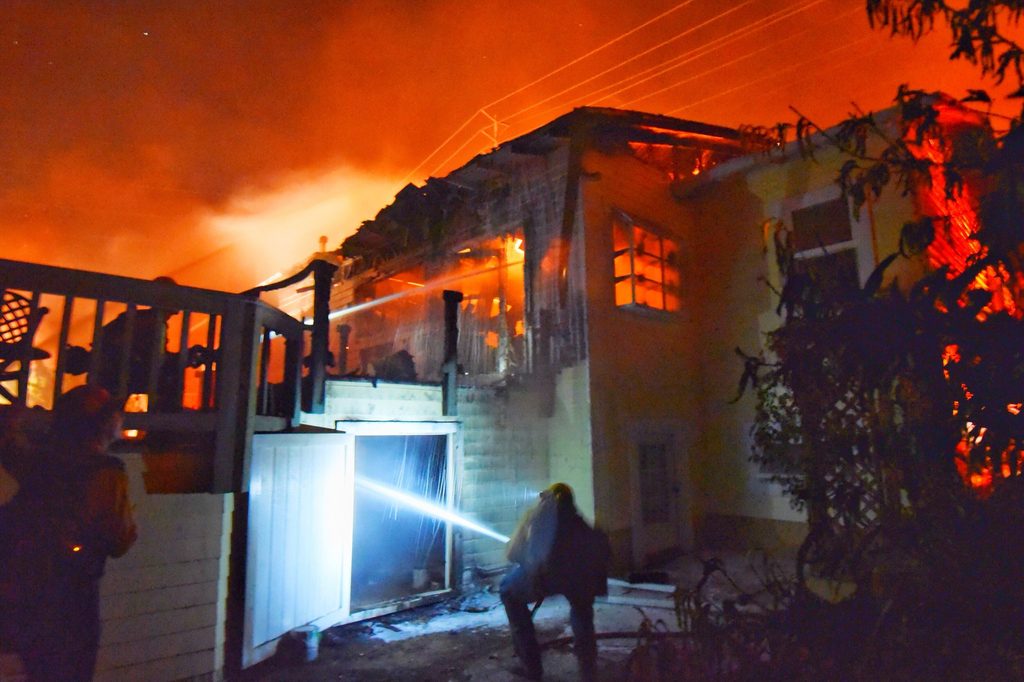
[
  {"xmin": 501, "ymin": 0, "xmax": 838, "ymax": 138},
  {"xmin": 497, "ymin": 0, "xmax": 760, "ymax": 125},
  {"xmin": 668, "ymin": 34, "xmax": 876, "ymax": 115},
  {"xmin": 429, "ymin": 129, "xmax": 489, "ymax": 177},
  {"xmin": 480, "ymin": 0, "xmax": 699, "ymax": 112},
  {"xmin": 624, "ymin": 4, "xmax": 863, "ymax": 107},
  {"xmin": 400, "ymin": 110, "xmax": 486, "ymax": 185},
  {"xmin": 592, "ymin": 0, "xmax": 832, "ymax": 105},
  {"xmin": 697, "ymin": 41, "xmax": 886, "ymax": 118},
  {"xmin": 402, "ymin": 0, "xmax": 859, "ymax": 183},
  {"xmin": 401, "ymin": 0, "xmax": 699, "ymax": 184}
]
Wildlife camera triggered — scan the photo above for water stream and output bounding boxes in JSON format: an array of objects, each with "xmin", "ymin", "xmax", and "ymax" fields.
[{"xmin": 355, "ymin": 476, "xmax": 511, "ymax": 543}]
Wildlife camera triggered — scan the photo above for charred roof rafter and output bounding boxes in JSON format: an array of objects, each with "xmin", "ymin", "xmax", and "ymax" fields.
[{"xmin": 339, "ymin": 107, "xmax": 744, "ymax": 271}]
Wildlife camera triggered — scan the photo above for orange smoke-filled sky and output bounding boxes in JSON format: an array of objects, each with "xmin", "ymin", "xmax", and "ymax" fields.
[{"xmin": 3, "ymin": 0, "xmax": 1021, "ymax": 291}]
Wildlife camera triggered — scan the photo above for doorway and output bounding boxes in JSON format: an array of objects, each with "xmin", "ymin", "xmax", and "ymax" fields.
[
  {"xmin": 628, "ymin": 428, "xmax": 691, "ymax": 567},
  {"xmin": 243, "ymin": 422, "xmax": 457, "ymax": 666},
  {"xmin": 350, "ymin": 434, "xmax": 448, "ymax": 611}
]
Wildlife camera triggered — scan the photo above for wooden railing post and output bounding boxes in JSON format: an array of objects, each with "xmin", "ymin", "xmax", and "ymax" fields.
[
  {"xmin": 442, "ymin": 290, "xmax": 463, "ymax": 417},
  {"xmin": 306, "ymin": 259, "xmax": 337, "ymax": 414},
  {"xmin": 213, "ymin": 299, "xmax": 260, "ymax": 493},
  {"xmin": 283, "ymin": 332, "xmax": 303, "ymax": 425},
  {"xmin": 336, "ymin": 324, "xmax": 351, "ymax": 376}
]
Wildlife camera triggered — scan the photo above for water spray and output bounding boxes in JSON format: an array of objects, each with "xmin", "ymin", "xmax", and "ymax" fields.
[
  {"xmin": 355, "ymin": 476, "xmax": 510, "ymax": 543},
  {"xmin": 324, "ymin": 259, "xmax": 525, "ymax": 322}
]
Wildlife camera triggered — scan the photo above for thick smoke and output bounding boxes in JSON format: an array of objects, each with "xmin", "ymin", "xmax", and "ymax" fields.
[{"xmin": 3, "ymin": 0, "xmax": 1020, "ymax": 288}]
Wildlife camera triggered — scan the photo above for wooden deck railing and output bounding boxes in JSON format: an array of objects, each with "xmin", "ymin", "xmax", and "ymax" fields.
[{"xmin": 0, "ymin": 258, "xmax": 309, "ymax": 492}]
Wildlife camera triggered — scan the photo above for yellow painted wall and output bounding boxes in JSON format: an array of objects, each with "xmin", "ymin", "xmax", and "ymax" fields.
[
  {"xmin": 576, "ymin": 138, "xmax": 925, "ymax": 557},
  {"xmin": 683, "ymin": 142, "xmax": 919, "ymax": 524},
  {"xmin": 578, "ymin": 148, "xmax": 700, "ymax": 566}
]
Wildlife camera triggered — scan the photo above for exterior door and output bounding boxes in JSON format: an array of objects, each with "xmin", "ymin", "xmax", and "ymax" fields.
[
  {"xmin": 243, "ymin": 432, "xmax": 355, "ymax": 666},
  {"xmin": 629, "ymin": 434, "xmax": 690, "ymax": 567}
]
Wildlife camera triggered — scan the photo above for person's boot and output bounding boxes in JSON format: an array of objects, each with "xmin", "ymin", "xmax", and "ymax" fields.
[
  {"xmin": 509, "ymin": 631, "xmax": 543, "ymax": 680},
  {"xmin": 576, "ymin": 645, "xmax": 597, "ymax": 682},
  {"xmin": 509, "ymin": 662, "xmax": 543, "ymax": 680}
]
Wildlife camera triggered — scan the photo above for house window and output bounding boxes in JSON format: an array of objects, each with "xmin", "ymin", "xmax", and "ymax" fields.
[
  {"xmin": 790, "ymin": 197, "xmax": 860, "ymax": 294},
  {"xmin": 613, "ymin": 216, "xmax": 681, "ymax": 312}
]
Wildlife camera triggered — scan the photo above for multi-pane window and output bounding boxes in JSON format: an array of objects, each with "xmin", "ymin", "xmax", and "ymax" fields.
[
  {"xmin": 613, "ymin": 216, "xmax": 681, "ymax": 312},
  {"xmin": 790, "ymin": 197, "xmax": 860, "ymax": 294}
]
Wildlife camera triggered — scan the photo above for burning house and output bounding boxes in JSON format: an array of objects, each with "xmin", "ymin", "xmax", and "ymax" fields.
[
  {"xmin": 297, "ymin": 100, "xmax": 987, "ymax": 612},
  {"xmin": 0, "ymin": 100, "xmax": 986, "ymax": 680},
  {"xmin": 298, "ymin": 107, "xmax": 749, "ymax": 578}
]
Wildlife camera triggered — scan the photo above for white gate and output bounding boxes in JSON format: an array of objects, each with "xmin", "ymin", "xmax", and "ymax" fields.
[
  {"xmin": 243, "ymin": 432, "xmax": 355, "ymax": 666},
  {"xmin": 242, "ymin": 424, "xmax": 458, "ymax": 666}
]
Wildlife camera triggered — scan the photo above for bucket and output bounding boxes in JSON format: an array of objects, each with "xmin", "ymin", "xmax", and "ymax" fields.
[
  {"xmin": 293, "ymin": 625, "xmax": 321, "ymax": 662},
  {"xmin": 412, "ymin": 568, "xmax": 429, "ymax": 591}
]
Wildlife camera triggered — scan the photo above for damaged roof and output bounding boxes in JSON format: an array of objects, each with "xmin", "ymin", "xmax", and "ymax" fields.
[{"xmin": 339, "ymin": 107, "xmax": 743, "ymax": 265}]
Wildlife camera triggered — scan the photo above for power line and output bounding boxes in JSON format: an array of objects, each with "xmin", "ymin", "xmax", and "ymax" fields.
[
  {"xmin": 481, "ymin": 0, "xmax": 699, "ymax": 112},
  {"xmin": 727, "ymin": 42, "xmax": 886, "ymax": 112},
  {"xmin": 667, "ymin": 34, "xmax": 876, "ymax": 115},
  {"xmin": 401, "ymin": 0, "xmax": 699, "ymax": 185},
  {"xmin": 499, "ymin": 0, "xmax": 838, "ymax": 138},
  {"xmin": 624, "ymin": 4, "xmax": 864, "ymax": 107},
  {"xmin": 425, "ymin": 127, "xmax": 485, "ymax": 175},
  {"xmin": 399, "ymin": 110, "xmax": 486, "ymax": 186},
  {"xmin": 497, "ymin": 0, "xmax": 760, "ymax": 126},
  {"xmin": 591, "ymin": 0, "xmax": 831, "ymax": 105},
  {"xmin": 402, "ymin": 0, "xmax": 868, "ymax": 184}
]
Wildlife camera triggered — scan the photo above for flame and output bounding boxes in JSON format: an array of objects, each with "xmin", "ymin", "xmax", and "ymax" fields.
[
  {"xmin": 969, "ymin": 471, "xmax": 992, "ymax": 489},
  {"xmin": 942, "ymin": 344, "xmax": 960, "ymax": 365},
  {"xmin": 908, "ymin": 110, "xmax": 1019, "ymax": 320},
  {"xmin": 913, "ymin": 111, "xmax": 1024, "ymax": 494}
]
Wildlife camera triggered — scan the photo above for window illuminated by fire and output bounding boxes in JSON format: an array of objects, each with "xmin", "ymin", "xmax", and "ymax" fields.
[{"xmin": 613, "ymin": 216, "xmax": 681, "ymax": 312}]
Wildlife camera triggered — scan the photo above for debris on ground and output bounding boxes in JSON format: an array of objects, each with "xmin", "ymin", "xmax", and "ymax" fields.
[{"xmin": 247, "ymin": 551, "xmax": 791, "ymax": 682}]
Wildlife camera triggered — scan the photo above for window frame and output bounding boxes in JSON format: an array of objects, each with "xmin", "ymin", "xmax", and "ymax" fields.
[
  {"xmin": 755, "ymin": 185, "xmax": 876, "ymax": 489},
  {"xmin": 768, "ymin": 186, "xmax": 877, "ymax": 298},
  {"xmin": 611, "ymin": 210, "xmax": 683, "ymax": 315}
]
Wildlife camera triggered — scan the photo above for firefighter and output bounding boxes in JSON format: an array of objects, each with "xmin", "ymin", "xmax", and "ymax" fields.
[
  {"xmin": 4, "ymin": 385, "xmax": 138, "ymax": 682},
  {"xmin": 500, "ymin": 483, "xmax": 610, "ymax": 681}
]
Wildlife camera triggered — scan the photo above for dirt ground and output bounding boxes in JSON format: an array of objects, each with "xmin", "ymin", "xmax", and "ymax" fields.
[{"xmin": 246, "ymin": 551, "xmax": 793, "ymax": 682}]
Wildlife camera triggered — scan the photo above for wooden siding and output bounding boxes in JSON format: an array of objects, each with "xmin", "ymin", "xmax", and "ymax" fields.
[{"xmin": 95, "ymin": 454, "xmax": 232, "ymax": 682}]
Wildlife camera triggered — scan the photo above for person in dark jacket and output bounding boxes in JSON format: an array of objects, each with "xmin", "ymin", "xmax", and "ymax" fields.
[
  {"xmin": 6, "ymin": 385, "xmax": 137, "ymax": 682},
  {"xmin": 501, "ymin": 483, "xmax": 610, "ymax": 681},
  {"xmin": 95, "ymin": 305, "xmax": 178, "ymax": 410}
]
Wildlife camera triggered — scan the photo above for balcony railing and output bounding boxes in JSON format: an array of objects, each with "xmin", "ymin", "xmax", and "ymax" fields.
[{"xmin": 0, "ymin": 257, "xmax": 308, "ymax": 492}]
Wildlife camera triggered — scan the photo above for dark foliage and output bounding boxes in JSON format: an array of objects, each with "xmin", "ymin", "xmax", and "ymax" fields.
[{"xmin": 724, "ymin": 1, "xmax": 1024, "ymax": 679}]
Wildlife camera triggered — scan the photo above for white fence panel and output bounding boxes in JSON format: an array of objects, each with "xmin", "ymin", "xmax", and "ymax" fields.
[{"xmin": 244, "ymin": 432, "xmax": 354, "ymax": 666}]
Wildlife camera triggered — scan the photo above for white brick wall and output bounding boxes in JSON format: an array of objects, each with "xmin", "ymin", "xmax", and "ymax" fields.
[
  {"xmin": 95, "ymin": 453, "xmax": 232, "ymax": 682},
  {"xmin": 457, "ymin": 386, "xmax": 550, "ymax": 571}
]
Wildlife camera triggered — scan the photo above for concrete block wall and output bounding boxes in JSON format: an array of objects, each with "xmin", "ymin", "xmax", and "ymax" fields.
[
  {"xmin": 307, "ymin": 379, "xmax": 445, "ymax": 426},
  {"xmin": 95, "ymin": 453, "xmax": 232, "ymax": 682},
  {"xmin": 458, "ymin": 386, "xmax": 549, "ymax": 571}
]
